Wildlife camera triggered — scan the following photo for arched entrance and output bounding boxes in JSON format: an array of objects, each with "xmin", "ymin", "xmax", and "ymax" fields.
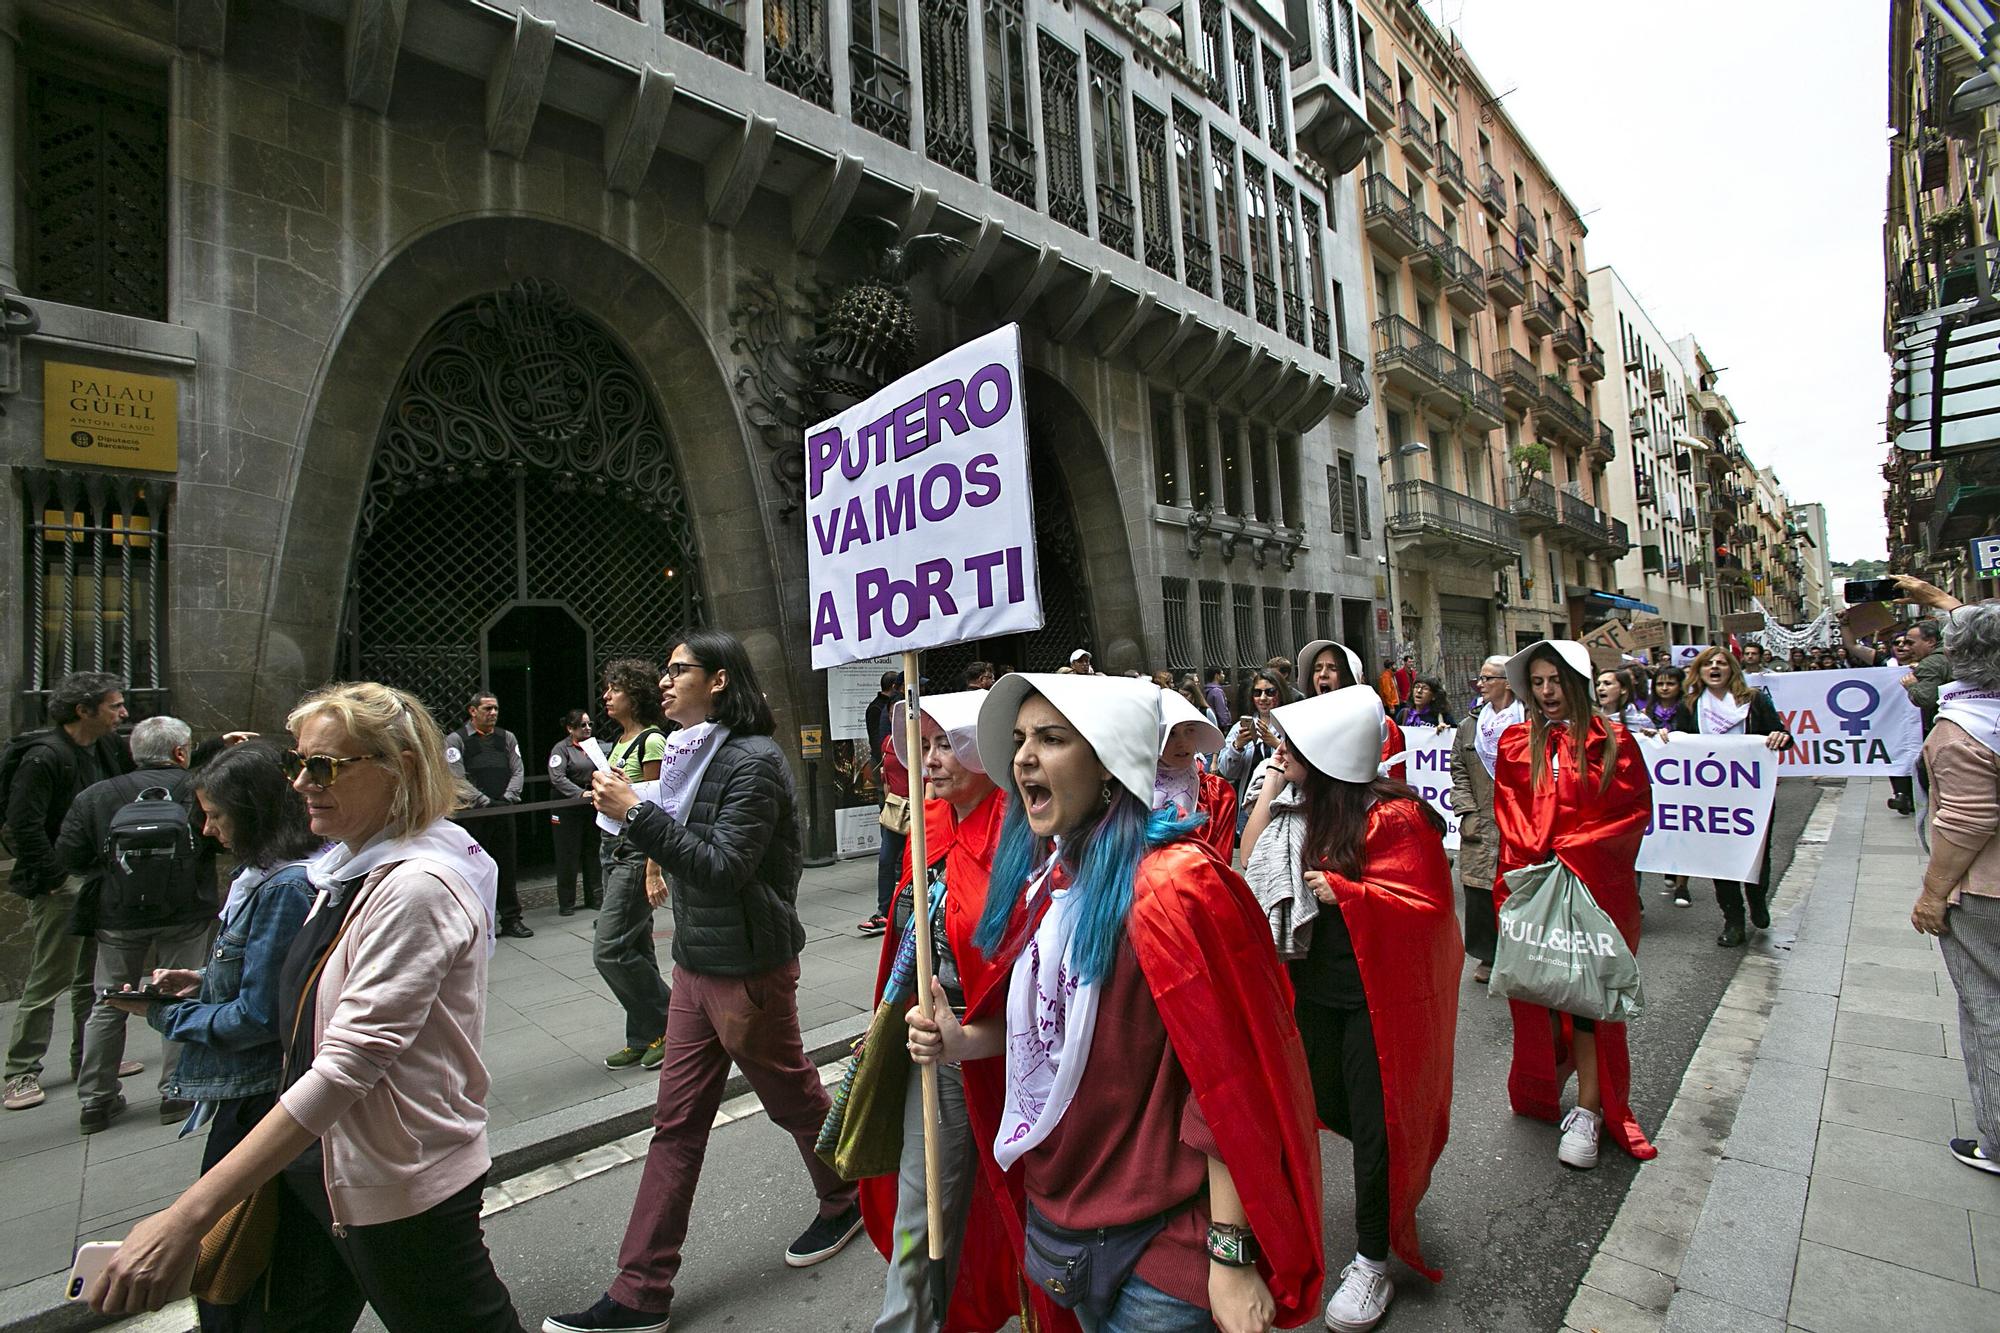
[{"xmin": 340, "ymin": 279, "xmax": 704, "ymax": 789}]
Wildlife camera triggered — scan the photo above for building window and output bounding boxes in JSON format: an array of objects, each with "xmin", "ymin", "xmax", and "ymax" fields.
[
  {"xmin": 1184, "ymin": 401, "xmax": 1214, "ymax": 509},
  {"xmin": 1232, "ymin": 17, "xmax": 1262, "ymax": 138},
  {"xmin": 1200, "ymin": 580, "xmax": 1226, "ymax": 667},
  {"xmin": 1262, "ymin": 586, "xmax": 1285, "ymax": 662},
  {"xmin": 1200, "ymin": 0, "xmax": 1227, "ymax": 107},
  {"xmin": 1278, "ymin": 432, "xmax": 1301, "ymax": 527},
  {"xmin": 1275, "ymin": 179, "xmax": 1304, "ymax": 343},
  {"xmin": 1151, "ymin": 387, "xmax": 1181, "ymax": 506},
  {"xmin": 1163, "ymin": 576, "xmax": 1195, "ymax": 670},
  {"xmin": 1338, "ymin": 1, "xmax": 1359, "ymax": 94},
  {"xmin": 1173, "ymin": 103, "xmax": 1212, "ymax": 295},
  {"xmin": 23, "ymin": 61, "xmax": 168, "ymax": 321},
  {"xmin": 1336, "ymin": 450, "xmax": 1360, "ymax": 556},
  {"xmin": 1220, "ymin": 412, "xmax": 1245, "ymax": 516},
  {"xmin": 765, "ymin": 0, "xmax": 833, "ymax": 108},
  {"xmin": 1212, "ymin": 130, "xmax": 1245, "ymax": 313},
  {"xmin": 1040, "ymin": 31, "xmax": 1088, "ymax": 234},
  {"xmin": 1246, "ymin": 159, "xmax": 1276, "ymax": 329},
  {"xmin": 1250, "ymin": 423, "xmax": 1274, "ymax": 522},
  {"xmin": 850, "ymin": 0, "xmax": 910, "ymax": 144},
  {"xmin": 1290, "ymin": 589, "xmax": 1310, "ymax": 653},
  {"xmin": 1087, "ymin": 39, "xmax": 1134, "ymax": 257},
  {"xmin": 22, "ymin": 469, "xmax": 168, "ymax": 709},
  {"xmin": 924, "ymin": 0, "xmax": 977, "ymax": 177},
  {"xmin": 1232, "ymin": 582, "xmax": 1259, "ymax": 668},
  {"xmin": 1262, "ymin": 42, "xmax": 1288, "ymax": 151},
  {"xmin": 1315, "ymin": 591, "xmax": 1335, "ymax": 640},
  {"xmin": 982, "ymin": 0, "xmax": 1032, "ymax": 198},
  {"xmin": 1134, "ymin": 101, "xmax": 1175, "ymax": 277}
]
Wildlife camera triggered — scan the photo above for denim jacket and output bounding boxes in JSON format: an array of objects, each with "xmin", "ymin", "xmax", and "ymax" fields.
[{"xmin": 149, "ymin": 862, "xmax": 314, "ymax": 1102}]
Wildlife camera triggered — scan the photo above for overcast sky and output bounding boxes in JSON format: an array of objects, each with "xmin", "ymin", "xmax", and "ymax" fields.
[{"xmin": 1421, "ymin": 0, "xmax": 1888, "ymax": 563}]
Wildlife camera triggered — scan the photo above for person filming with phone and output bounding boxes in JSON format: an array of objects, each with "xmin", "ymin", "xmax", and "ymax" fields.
[{"xmin": 1219, "ymin": 670, "xmax": 1287, "ymax": 835}]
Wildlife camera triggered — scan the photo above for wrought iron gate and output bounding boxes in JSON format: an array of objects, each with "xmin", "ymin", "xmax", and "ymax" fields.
[{"xmin": 341, "ymin": 281, "xmax": 703, "ymax": 724}]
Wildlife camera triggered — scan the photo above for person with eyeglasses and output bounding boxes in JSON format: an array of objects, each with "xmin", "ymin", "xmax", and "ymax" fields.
[
  {"xmin": 84, "ymin": 682, "xmax": 521, "ymax": 1331},
  {"xmin": 1219, "ymin": 670, "xmax": 1287, "ymax": 835},
  {"xmin": 1451, "ymin": 657, "xmax": 1523, "ymax": 985},
  {"xmin": 549, "ymin": 631, "xmax": 858, "ymax": 1333},
  {"xmin": 594, "ymin": 660, "xmax": 671, "ymax": 1073}
]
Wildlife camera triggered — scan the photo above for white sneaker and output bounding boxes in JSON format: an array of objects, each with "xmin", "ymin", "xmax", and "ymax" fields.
[
  {"xmin": 1559, "ymin": 1106, "xmax": 1601, "ymax": 1170},
  {"xmin": 1324, "ymin": 1258, "xmax": 1393, "ymax": 1332}
]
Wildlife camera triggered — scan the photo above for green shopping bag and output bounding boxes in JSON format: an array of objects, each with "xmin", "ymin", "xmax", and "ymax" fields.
[{"xmin": 1490, "ymin": 859, "xmax": 1645, "ymax": 1023}]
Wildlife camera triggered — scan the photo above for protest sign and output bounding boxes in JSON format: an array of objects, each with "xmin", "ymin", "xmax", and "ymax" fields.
[
  {"xmin": 1628, "ymin": 619, "xmax": 1670, "ymax": 650},
  {"xmin": 1670, "ymin": 644, "xmax": 1708, "ymax": 667},
  {"xmin": 1721, "ymin": 612, "xmax": 1767, "ymax": 635},
  {"xmin": 1632, "ymin": 735, "xmax": 1778, "ymax": 882},
  {"xmin": 806, "ymin": 325, "xmax": 1042, "ymax": 669},
  {"xmin": 1400, "ymin": 727, "xmax": 1461, "ymax": 851},
  {"xmin": 1581, "ymin": 621, "xmax": 1635, "ymax": 673},
  {"xmin": 1750, "ymin": 666, "xmax": 1922, "ymax": 776}
]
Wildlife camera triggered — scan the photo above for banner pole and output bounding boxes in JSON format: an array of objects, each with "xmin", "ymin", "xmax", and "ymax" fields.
[{"xmin": 900, "ymin": 650, "xmax": 947, "ymax": 1277}]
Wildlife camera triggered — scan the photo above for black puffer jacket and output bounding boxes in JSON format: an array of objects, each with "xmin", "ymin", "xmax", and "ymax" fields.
[{"xmin": 622, "ymin": 733, "xmax": 806, "ymax": 977}]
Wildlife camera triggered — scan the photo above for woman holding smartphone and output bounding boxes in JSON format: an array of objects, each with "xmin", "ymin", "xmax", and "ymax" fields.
[{"xmin": 1218, "ymin": 670, "xmax": 1287, "ymax": 832}]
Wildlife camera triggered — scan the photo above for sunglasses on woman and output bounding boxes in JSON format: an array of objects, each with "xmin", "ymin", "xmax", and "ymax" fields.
[
  {"xmin": 1251, "ymin": 687, "xmax": 1279, "ymax": 698},
  {"xmin": 282, "ymin": 750, "xmax": 378, "ymax": 788}
]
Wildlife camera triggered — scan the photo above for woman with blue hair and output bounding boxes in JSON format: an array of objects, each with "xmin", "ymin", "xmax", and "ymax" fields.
[{"xmin": 907, "ymin": 675, "xmax": 1322, "ymax": 1333}]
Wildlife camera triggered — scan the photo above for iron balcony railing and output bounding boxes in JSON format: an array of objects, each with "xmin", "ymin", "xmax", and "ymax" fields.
[
  {"xmin": 1538, "ymin": 379, "xmax": 1591, "ymax": 442},
  {"xmin": 1373, "ymin": 313, "xmax": 1451, "ymax": 393},
  {"xmin": 1525, "ymin": 282, "xmax": 1564, "ymax": 333},
  {"xmin": 1097, "ymin": 183, "xmax": 1135, "ymax": 257},
  {"xmin": 1397, "ymin": 100, "xmax": 1434, "ymax": 162},
  {"xmin": 1580, "ymin": 339, "xmax": 1606, "ymax": 381},
  {"xmin": 1494, "ymin": 347, "xmax": 1540, "ymax": 406},
  {"xmin": 1254, "ymin": 272, "xmax": 1279, "ymax": 329},
  {"xmin": 1436, "ymin": 142, "xmax": 1466, "ymax": 197},
  {"xmin": 1485, "ymin": 244, "xmax": 1526, "ymax": 303},
  {"xmin": 1312, "ymin": 304, "xmax": 1331, "ymax": 357},
  {"xmin": 1507, "ymin": 474, "xmax": 1562, "ymax": 524},
  {"xmin": 663, "ymin": 0, "xmax": 746, "ymax": 66},
  {"xmin": 849, "ymin": 44, "xmax": 910, "ymax": 144},
  {"xmin": 1480, "ymin": 162, "xmax": 1506, "ymax": 211},
  {"xmin": 1283, "ymin": 289, "xmax": 1305, "ymax": 343},
  {"xmin": 1559, "ymin": 489, "xmax": 1620, "ymax": 550},
  {"xmin": 1332, "ymin": 350, "xmax": 1370, "ymax": 414},
  {"xmin": 1362, "ymin": 172, "xmax": 1420, "ymax": 246},
  {"xmin": 1387, "ymin": 479, "xmax": 1523, "ymax": 553},
  {"xmin": 1221, "ymin": 254, "xmax": 1248, "ymax": 313},
  {"xmin": 1362, "ymin": 53, "xmax": 1392, "ymax": 111},
  {"xmin": 1515, "ymin": 202, "xmax": 1539, "ymax": 247}
]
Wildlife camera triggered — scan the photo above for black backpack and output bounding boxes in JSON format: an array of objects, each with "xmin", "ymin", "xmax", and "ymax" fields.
[
  {"xmin": 0, "ymin": 732, "xmax": 73, "ymax": 856},
  {"xmin": 99, "ymin": 782, "xmax": 205, "ymax": 926}
]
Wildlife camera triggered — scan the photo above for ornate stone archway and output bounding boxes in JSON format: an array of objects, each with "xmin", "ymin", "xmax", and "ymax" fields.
[{"xmin": 254, "ymin": 217, "xmax": 790, "ymax": 730}]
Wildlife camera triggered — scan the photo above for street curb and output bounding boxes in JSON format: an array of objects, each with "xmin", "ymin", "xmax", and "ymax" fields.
[
  {"xmin": 0, "ymin": 1015, "xmax": 870, "ymax": 1333},
  {"xmin": 1559, "ymin": 778, "xmax": 1851, "ymax": 1333}
]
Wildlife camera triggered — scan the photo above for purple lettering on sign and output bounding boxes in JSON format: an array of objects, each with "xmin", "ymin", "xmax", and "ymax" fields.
[{"xmin": 966, "ymin": 364, "xmax": 1012, "ymax": 427}]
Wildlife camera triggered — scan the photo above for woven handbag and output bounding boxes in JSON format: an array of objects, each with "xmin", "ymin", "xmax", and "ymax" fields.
[{"xmin": 815, "ymin": 999, "xmax": 911, "ymax": 1181}]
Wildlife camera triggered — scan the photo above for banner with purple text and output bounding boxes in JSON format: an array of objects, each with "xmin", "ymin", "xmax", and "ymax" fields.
[
  {"xmin": 806, "ymin": 324, "xmax": 1042, "ymax": 669},
  {"xmin": 1398, "ymin": 728, "xmax": 1462, "ymax": 851},
  {"xmin": 1632, "ymin": 735, "xmax": 1778, "ymax": 882},
  {"xmin": 1748, "ymin": 666, "xmax": 1923, "ymax": 777}
]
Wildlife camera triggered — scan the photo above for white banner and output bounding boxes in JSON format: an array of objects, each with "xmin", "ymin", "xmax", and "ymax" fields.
[
  {"xmin": 1399, "ymin": 728, "xmax": 1462, "ymax": 851},
  {"xmin": 1749, "ymin": 666, "xmax": 1923, "ymax": 776},
  {"xmin": 806, "ymin": 325, "xmax": 1042, "ymax": 669},
  {"xmin": 1401, "ymin": 727, "xmax": 1781, "ymax": 879},
  {"xmin": 1633, "ymin": 734, "xmax": 1778, "ymax": 882}
]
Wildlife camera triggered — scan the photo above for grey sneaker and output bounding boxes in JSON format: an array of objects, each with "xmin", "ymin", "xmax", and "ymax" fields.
[{"xmin": 3, "ymin": 1074, "xmax": 44, "ymax": 1111}]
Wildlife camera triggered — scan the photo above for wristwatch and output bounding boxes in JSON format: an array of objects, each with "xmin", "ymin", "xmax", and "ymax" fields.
[{"xmin": 1206, "ymin": 1222, "xmax": 1259, "ymax": 1268}]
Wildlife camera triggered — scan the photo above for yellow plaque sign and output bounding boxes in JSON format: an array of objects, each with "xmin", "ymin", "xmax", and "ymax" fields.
[{"xmin": 43, "ymin": 362, "xmax": 178, "ymax": 473}]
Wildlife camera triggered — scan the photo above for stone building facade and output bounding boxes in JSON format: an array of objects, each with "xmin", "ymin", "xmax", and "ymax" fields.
[
  {"xmin": 1350, "ymin": 0, "xmax": 1626, "ymax": 694},
  {"xmin": 1, "ymin": 0, "xmax": 1384, "ymax": 801}
]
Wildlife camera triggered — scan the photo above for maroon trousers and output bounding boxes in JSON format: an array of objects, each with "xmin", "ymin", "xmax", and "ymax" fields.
[{"xmin": 610, "ymin": 959, "xmax": 857, "ymax": 1313}]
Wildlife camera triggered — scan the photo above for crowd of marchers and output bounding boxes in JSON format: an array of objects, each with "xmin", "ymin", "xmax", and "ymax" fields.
[{"xmin": 8, "ymin": 573, "xmax": 1999, "ymax": 1333}]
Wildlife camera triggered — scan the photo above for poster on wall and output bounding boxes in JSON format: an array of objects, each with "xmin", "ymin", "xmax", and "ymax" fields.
[{"xmin": 835, "ymin": 806, "xmax": 882, "ymax": 859}]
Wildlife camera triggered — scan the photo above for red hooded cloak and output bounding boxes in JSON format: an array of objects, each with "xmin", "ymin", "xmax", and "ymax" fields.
[
  {"xmin": 964, "ymin": 840, "xmax": 1325, "ymax": 1327},
  {"xmin": 859, "ymin": 787, "xmax": 1054, "ymax": 1333},
  {"xmin": 1314, "ymin": 798, "xmax": 1460, "ymax": 1281},
  {"xmin": 1193, "ymin": 769, "xmax": 1238, "ymax": 864},
  {"xmin": 1489, "ymin": 716, "xmax": 1657, "ymax": 1160}
]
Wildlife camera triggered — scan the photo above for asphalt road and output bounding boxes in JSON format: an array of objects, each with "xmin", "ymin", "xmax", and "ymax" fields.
[{"xmin": 432, "ymin": 778, "xmax": 1835, "ymax": 1333}]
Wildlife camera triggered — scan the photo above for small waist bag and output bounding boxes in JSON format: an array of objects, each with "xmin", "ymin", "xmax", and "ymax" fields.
[{"xmin": 1022, "ymin": 1196, "xmax": 1200, "ymax": 1317}]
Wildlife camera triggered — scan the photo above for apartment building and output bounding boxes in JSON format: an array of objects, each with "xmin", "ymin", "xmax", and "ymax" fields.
[
  {"xmin": 1589, "ymin": 267, "xmax": 1711, "ymax": 642},
  {"xmin": 0, "ymin": 0, "xmax": 1385, "ymax": 752},
  {"xmin": 1790, "ymin": 501, "xmax": 1831, "ymax": 620},
  {"xmin": 1353, "ymin": 0, "xmax": 1626, "ymax": 689},
  {"xmin": 1883, "ymin": 0, "xmax": 2000, "ymax": 602}
]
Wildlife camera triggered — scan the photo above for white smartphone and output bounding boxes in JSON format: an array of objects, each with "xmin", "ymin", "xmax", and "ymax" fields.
[{"xmin": 66, "ymin": 1240, "xmax": 118, "ymax": 1301}]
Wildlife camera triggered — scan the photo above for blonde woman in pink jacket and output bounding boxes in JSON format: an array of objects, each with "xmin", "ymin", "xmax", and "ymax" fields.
[{"xmin": 87, "ymin": 682, "xmax": 523, "ymax": 1332}]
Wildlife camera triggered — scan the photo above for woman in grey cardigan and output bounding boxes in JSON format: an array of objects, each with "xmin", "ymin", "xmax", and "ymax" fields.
[{"xmin": 1450, "ymin": 656, "xmax": 1523, "ymax": 983}]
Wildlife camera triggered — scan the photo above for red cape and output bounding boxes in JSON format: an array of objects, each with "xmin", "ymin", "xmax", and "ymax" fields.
[
  {"xmin": 1381, "ymin": 716, "xmax": 1408, "ymax": 783},
  {"xmin": 1194, "ymin": 769, "xmax": 1238, "ymax": 864},
  {"xmin": 860, "ymin": 789, "xmax": 1063, "ymax": 1333},
  {"xmin": 1319, "ymin": 799, "xmax": 1460, "ymax": 1281},
  {"xmin": 1124, "ymin": 843, "xmax": 1326, "ymax": 1327},
  {"xmin": 1490, "ymin": 718, "xmax": 1657, "ymax": 1160}
]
